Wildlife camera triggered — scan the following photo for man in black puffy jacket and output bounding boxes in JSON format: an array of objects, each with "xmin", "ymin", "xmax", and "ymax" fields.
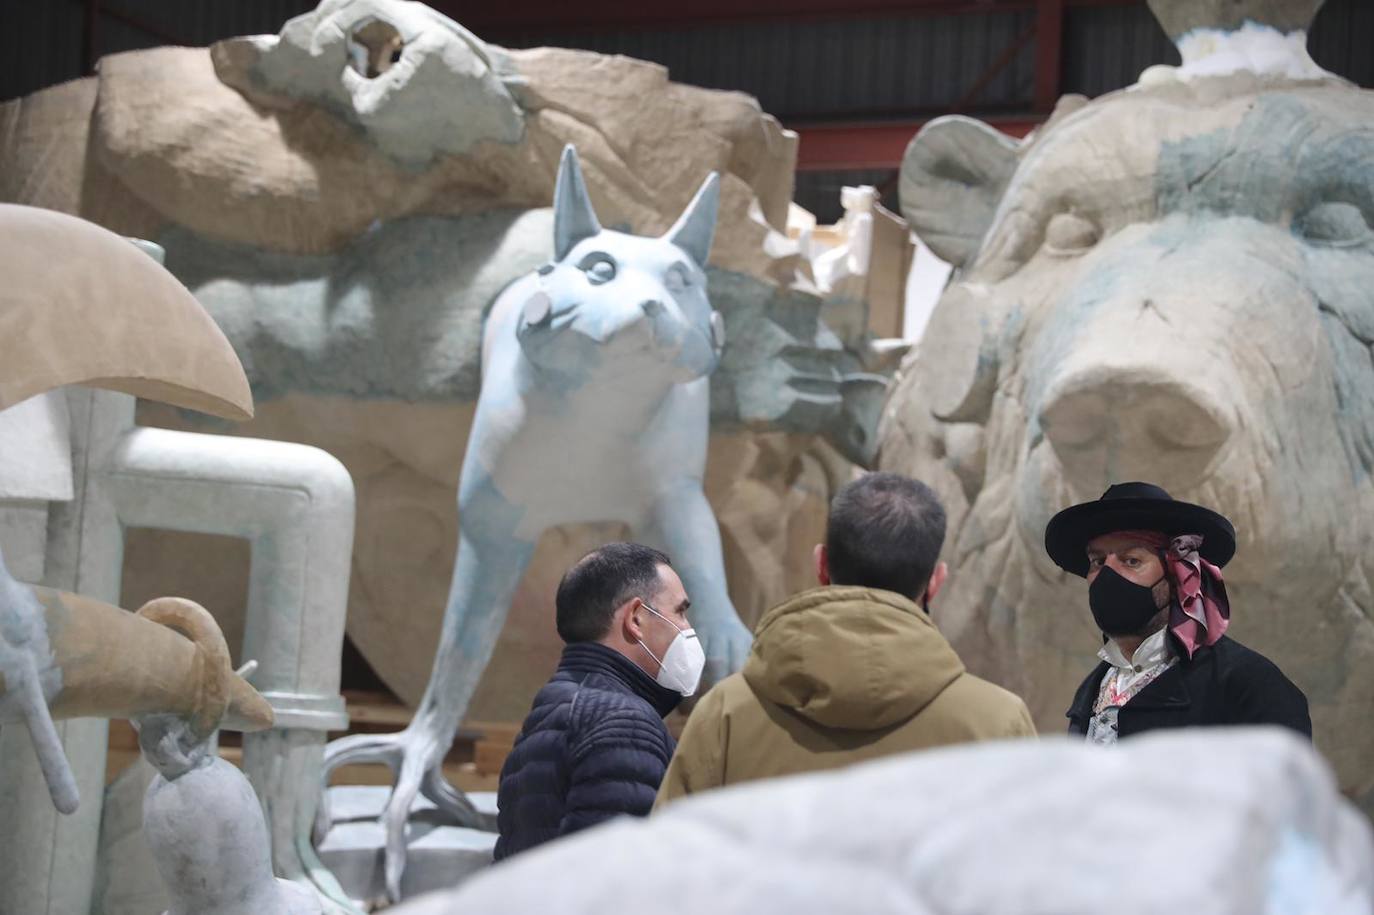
[{"xmin": 494, "ymin": 542, "xmax": 703, "ymax": 860}]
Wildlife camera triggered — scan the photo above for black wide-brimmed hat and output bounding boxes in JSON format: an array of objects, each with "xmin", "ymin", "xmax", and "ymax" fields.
[{"xmin": 1044, "ymin": 481, "xmax": 1236, "ymax": 577}]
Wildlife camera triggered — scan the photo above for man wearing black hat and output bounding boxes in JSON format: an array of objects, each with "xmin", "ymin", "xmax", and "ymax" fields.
[{"xmin": 1046, "ymin": 482, "xmax": 1310, "ymax": 745}]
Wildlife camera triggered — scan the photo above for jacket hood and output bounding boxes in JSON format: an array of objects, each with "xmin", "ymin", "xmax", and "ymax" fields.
[{"xmin": 742, "ymin": 586, "xmax": 966, "ymax": 730}]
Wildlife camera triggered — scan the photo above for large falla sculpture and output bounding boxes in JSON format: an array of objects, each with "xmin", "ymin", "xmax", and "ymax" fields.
[
  {"xmin": 320, "ymin": 145, "xmax": 749, "ymax": 900},
  {"xmin": 885, "ymin": 0, "xmax": 1374, "ymax": 814}
]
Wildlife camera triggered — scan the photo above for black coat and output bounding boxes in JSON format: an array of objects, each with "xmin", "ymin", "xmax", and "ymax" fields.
[
  {"xmin": 494, "ymin": 641, "xmax": 681, "ymax": 861},
  {"xmin": 1066, "ymin": 635, "xmax": 1311, "ymax": 740}
]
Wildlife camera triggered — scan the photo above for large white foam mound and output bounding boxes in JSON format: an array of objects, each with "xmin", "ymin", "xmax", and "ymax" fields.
[{"xmin": 394, "ymin": 729, "xmax": 1373, "ymax": 915}]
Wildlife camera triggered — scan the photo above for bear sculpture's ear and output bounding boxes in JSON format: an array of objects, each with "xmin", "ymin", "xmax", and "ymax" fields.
[
  {"xmin": 553, "ymin": 145, "xmax": 602, "ymax": 261},
  {"xmin": 899, "ymin": 116, "xmax": 1019, "ymax": 269},
  {"xmin": 664, "ymin": 172, "xmax": 720, "ymax": 268}
]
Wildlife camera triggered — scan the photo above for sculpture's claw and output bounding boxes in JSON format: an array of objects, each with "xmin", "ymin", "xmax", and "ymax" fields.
[
  {"xmin": 421, "ymin": 765, "xmax": 495, "ymax": 830},
  {"xmin": 699, "ymin": 614, "xmax": 753, "ymax": 693},
  {"xmin": 315, "ymin": 730, "xmax": 407, "ymax": 844},
  {"xmin": 0, "ymin": 553, "xmax": 78, "ymax": 814},
  {"xmin": 381, "ymin": 755, "xmax": 425, "ymax": 903},
  {"xmin": 318, "ymin": 726, "xmax": 459, "ymax": 904},
  {"xmin": 15, "ymin": 665, "xmax": 79, "ymax": 814}
]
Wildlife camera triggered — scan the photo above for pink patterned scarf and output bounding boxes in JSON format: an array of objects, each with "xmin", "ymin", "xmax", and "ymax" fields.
[{"xmin": 1114, "ymin": 530, "xmax": 1231, "ymax": 658}]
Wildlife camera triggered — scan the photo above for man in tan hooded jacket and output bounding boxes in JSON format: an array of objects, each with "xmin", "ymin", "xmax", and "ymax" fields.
[{"xmin": 656, "ymin": 472, "xmax": 1035, "ymax": 805}]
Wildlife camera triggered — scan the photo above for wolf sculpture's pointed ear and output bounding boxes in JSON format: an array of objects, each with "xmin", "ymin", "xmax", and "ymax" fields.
[
  {"xmin": 553, "ymin": 145, "xmax": 602, "ymax": 260},
  {"xmin": 665, "ymin": 172, "xmax": 720, "ymax": 268}
]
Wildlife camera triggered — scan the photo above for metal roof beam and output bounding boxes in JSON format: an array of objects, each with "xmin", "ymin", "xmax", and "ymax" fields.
[
  {"xmin": 793, "ymin": 118, "xmax": 1040, "ymax": 171},
  {"xmin": 440, "ymin": 0, "xmax": 1142, "ymax": 33}
]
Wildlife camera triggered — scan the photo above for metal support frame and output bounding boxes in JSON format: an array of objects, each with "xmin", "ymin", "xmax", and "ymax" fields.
[
  {"xmin": 794, "ymin": 119, "xmax": 1039, "ymax": 172},
  {"xmin": 77, "ymin": 0, "xmax": 1120, "ymax": 169},
  {"xmin": 951, "ymin": 22, "xmax": 1038, "ymax": 112},
  {"xmin": 1034, "ymin": 0, "xmax": 1066, "ymax": 112},
  {"xmin": 788, "ymin": 0, "xmax": 1073, "ymax": 170},
  {"xmin": 437, "ymin": 0, "xmax": 1139, "ymax": 32}
]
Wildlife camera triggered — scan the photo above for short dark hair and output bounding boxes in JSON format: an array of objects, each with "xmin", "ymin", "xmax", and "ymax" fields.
[
  {"xmin": 825, "ymin": 472, "xmax": 946, "ymax": 600},
  {"xmin": 555, "ymin": 542, "xmax": 672, "ymax": 643}
]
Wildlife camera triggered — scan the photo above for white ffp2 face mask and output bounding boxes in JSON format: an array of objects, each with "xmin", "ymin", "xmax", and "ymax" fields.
[{"xmin": 638, "ymin": 602, "xmax": 706, "ymax": 697}]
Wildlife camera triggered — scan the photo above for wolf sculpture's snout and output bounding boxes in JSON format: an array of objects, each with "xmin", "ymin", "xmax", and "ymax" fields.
[{"xmin": 523, "ymin": 291, "xmax": 552, "ymax": 326}]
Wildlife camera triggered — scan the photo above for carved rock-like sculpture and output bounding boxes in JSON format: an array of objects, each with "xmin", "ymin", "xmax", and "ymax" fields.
[
  {"xmin": 321, "ymin": 145, "xmax": 749, "ymax": 900},
  {"xmin": 225, "ymin": 0, "xmax": 526, "ymax": 166},
  {"xmin": 0, "ymin": 0, "xmax": 872, "ymax": 722},
  {"xmin": 886, "ymin": 0, "xmax": 1374, "ymax": 811}
]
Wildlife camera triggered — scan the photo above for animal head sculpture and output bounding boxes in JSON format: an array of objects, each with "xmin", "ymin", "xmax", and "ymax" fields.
[
  {"xmin": 884, "ymin": 0, "xmax": 1374, "ymax": 811},
  {"xmin": 516, "ymin": 146, "xmax": 725, "ymax": 384}
]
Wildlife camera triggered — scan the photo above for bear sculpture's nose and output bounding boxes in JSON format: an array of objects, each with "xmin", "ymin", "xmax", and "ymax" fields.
[{"xmin": 1038, "ymin": 369, "xmax": 1233, "ymax": 492}]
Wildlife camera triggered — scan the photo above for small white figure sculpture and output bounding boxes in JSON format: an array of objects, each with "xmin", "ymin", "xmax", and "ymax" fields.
[
  {"xmin": 134, "ymin": 599, "xmax": 321, "ymax": 915},
  {"xmin": 321, "ymin": 145, "xmax": 753, "ymax": 901}
]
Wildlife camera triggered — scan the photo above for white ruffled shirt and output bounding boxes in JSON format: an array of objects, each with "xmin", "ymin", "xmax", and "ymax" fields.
[{"xmin": 1086, "ymin": 629, "xmax": 1176, "ymax": 746}]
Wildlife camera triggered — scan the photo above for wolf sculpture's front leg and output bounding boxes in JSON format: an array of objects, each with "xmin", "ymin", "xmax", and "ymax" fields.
[
  {"xmin": 319, "ymin": 476, "xmax": 535, "ymax": 904},
  {"xmin": 640, "ymin": 482, "xmax": 753, "ymax": 688}
]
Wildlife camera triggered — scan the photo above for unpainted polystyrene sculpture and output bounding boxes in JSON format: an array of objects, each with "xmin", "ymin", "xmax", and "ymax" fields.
[
  {"xmin": 389, "ymin": 730, "xmax": 1374, "ymax": 915},
  {"xmin": 132, "ymin": 599, "xmax": 322, "ymax": 915},
  {"xmin": 883, "ymin": 0, "xmax": 1374, "ymax": 812},
  {"xmin": 319, "ymin": 145, "xmax": 748, "ymax": 901},
  {"xmin": 0, "ymin": 205, "xmax": 358, "ymax": 914}
]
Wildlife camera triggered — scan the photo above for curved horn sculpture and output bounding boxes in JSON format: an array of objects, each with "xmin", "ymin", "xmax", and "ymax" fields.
[
  {"xmin": 0, "ymin": 572, "xmax": 272, "ymax": 813},
  {"xmin": 37, "ymin": 590, "xmax": 273, "ymax": 733},
  {"xmin": 0, "ymin": 203, "xmax": 253, "ymax": 420}
]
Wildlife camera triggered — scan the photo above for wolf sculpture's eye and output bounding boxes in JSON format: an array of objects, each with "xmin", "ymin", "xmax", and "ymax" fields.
[
  {"xmin": 665, "ymin": 263, "xmax": 692, "ymax": 294},
  {"xmin": 579, "ymin": 254, "xmax": 617, "ymax": 285}
]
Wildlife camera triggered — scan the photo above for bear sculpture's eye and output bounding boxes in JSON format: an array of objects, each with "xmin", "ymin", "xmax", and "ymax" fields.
[
  {"xmin": 665, "ymin": 263, "xmax": 692, "ymax": 294},
  {"xmin": 1294, "ymin": 202, "xmax": 1373, "ymax": 248},
  {"xmin": 1044, "ymin": 212, "xmax": 1100, "ymax": 255},
  {"xmin": 579, "ymin": 254, "xmax": 617, "ymax": 285}
]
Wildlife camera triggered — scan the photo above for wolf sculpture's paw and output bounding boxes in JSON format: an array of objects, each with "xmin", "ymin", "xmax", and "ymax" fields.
[
  {"xmin": 698, "ymin": 613, "xmax": 753, "ymax": 692},
  {"xmin": 317, "ymin": 725, "xmax": 495, "ymax": 904}
]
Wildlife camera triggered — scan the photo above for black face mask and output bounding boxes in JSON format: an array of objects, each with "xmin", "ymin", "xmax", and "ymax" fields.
[{"xmin": 1088, "ymin": 566, "xmax": 1166, "ymax": 636}]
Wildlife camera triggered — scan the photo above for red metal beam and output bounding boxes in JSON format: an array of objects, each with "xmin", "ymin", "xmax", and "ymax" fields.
[
  {"xmin": 83, "ymin": 0, "xmax": 102, "ymax": 75},
  {"xmin": 793, "ymin": 118, "xmax": 1040, "ymax": 171},
  {"xmin": 439, "ymin": 0, "xmax": 1141, "ymax": 33},
  {"xmin": 1033, "ymin": 0, "xmax": 1065, "ymax": 112}
]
